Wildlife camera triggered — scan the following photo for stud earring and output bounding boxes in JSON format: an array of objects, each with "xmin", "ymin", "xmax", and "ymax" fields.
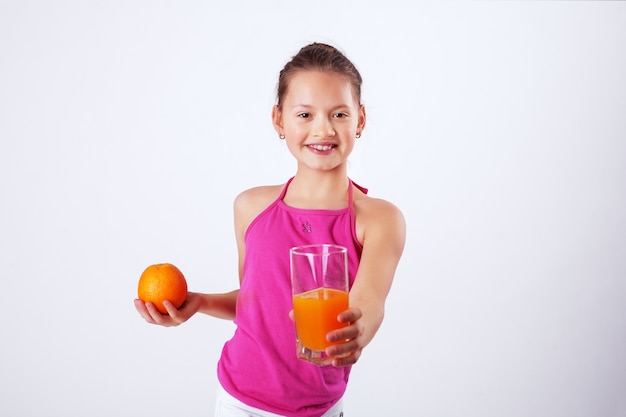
[
  {"xmin": 356, "ymin": 133, "xmax": 361, "ymax": 139},
  {"xmin": 279, "ymin": 134, "xmax": 285, "ymax": 140}
]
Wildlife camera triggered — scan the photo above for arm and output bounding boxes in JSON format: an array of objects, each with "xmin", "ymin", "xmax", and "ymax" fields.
[
  {"xmin": 325, "ymin": 198, "xmax": 406, "ymax": 366},
  {"xmin": 134, "ymin": 186, "xmax": 280, "ymax": 327},
  {"xmin": 134, "ymin": 290, "xmax": 239, "ymax": 327}
]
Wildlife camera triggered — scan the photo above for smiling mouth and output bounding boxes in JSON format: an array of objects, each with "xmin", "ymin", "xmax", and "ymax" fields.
[{"xmin": 306, "ymin": 143, "xmax": 337, "ymax": 152}]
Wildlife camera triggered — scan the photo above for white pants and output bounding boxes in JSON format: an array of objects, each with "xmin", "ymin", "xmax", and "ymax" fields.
[{"xmin": 214, "ymin": 384, "xmax": 344, "ymax": 417}]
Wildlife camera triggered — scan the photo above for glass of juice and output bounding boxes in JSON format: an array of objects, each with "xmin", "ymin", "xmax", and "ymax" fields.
[{"xmin": 290, "ymin": 244, "xmax": 349, "ymax": 366}]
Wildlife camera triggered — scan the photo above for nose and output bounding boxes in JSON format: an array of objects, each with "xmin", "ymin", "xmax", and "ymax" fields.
[{"xmin": 312, "ymin": 115, "xmax": 335, "ymax": 139}]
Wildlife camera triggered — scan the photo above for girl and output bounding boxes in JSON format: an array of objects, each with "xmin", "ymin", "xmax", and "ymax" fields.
[{"xmin": 135, "ymin": 42, "xmax": 406, "ymax": 417}]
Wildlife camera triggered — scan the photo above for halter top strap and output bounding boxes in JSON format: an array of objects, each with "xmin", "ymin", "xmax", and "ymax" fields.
[{"xmin": 278, "ymin": 177, "xmax": 367, "ymax": 206}]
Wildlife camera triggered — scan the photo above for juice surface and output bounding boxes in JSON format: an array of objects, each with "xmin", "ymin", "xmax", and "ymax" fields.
[{"xmin": 293, "ymin": 288, "xmax": 349, "ymax": 351}]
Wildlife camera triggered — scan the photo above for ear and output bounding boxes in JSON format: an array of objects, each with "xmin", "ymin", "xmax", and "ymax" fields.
[
  {"xmin": 357, "ymin": 104, "xmax": 367, "ymax": 135},
  {"xmin": 272, "ymin": 105, "xmax": 284, "ymax": 136}
]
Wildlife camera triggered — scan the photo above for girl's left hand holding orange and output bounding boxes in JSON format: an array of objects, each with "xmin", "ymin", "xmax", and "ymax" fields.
[{"xmin": 134, "ymin": 291, "xmax": 203, "ymax": 327}]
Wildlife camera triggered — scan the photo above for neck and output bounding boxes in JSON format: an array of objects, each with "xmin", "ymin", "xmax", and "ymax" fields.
[{"xmin": 285, "ymin": 170, "xmax": 350, "ymax": 209}]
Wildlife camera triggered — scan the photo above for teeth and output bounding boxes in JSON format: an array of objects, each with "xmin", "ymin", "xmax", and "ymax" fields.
[{"xmin": 309, "ymin": 144, "xmax": 334, "ymax": 151}]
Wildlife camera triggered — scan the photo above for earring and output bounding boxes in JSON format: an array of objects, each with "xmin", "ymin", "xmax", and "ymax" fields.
[
  {"xmin": 356, "ymin": 133, "xmax": 361, "ymax": 139},
  {"xmin": 279, "ymin": 134, "xmax": 285, "ymax": 140}
]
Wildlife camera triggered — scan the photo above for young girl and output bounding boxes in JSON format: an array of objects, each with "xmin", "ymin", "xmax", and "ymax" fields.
[{"xmin": 134, "ymin": 42, "xmax": 406, "ymax": 417}]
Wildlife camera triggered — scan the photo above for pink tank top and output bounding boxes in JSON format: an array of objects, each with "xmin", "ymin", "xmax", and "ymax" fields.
[{"xmin": 217, "ymin": 178, "xmax": 366, "ymax": 416}]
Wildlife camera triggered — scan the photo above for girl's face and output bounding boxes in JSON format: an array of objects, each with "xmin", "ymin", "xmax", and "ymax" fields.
[{"xmin": 273, "ymin": 70, "xmax": 366, "ymax": 174}]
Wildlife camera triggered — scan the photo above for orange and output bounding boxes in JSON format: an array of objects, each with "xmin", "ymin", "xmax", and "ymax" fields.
[
  {"xmin": 138, "ymin": 263, "xmax": 188, "ymax": 314},
  {"xmin": 293, "ymin": 288, "xmax": 349, "ymax": 351}
]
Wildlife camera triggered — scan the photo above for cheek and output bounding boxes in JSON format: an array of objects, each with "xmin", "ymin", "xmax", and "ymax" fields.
[
  {"xmin": 283, "ymin": 122, "xmax": 306, "ymax": 136},
  {"xmin": 284, "ymin": 138, "xmax": 302, "ymax": 156},
  {"xmin": 338, "ymin": 123, "xmax": 358, "ymax": 136}
]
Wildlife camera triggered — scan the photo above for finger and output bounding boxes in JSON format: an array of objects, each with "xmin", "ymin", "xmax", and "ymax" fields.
[
  {"xmin": 332, "ymin": 351, "xmax": 360, "ymax": 368},
  {"xmin": 327, "ymin": 345, "xmax": 360, "ymax": 367},
  {"xmin": 162, "ymin": 300, "xmax": 185, "ymax": 324},
  {"xmin": 327, "ymin": 337, "xmax": 360, "ymax": 357},
  {"xmin": 162, "ymin": 300, "xmax": 177, "ymax": 315},
  {"xmin": 134, "ymin": 299, "xmax": 156, "ymax": 323},
  {"xmin": 144, "ymin": 301, "xmax": 171, "ymax": 325},
  {"xmin": 327, "ymin": 339, "xmax": 362, "ymax": 367},
  {"xmin": 288, "ymin": 309, "xmax": 295, "ymax": 322},
  {"xmin": 338, "ymin": 307, "xmax": 362, "ymax": 323},
  {"xmin": 327, "ymin": 323, "xmax": 360, "ymax": 344}
]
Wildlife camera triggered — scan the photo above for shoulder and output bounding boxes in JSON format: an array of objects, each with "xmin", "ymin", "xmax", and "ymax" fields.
[
  {"xmin": 233, "ymin": 184, "xmax": 284, "ymax": 234},
  {"xmin": 234, "ymin": 184, "xmax": 283, "ymax": 209},
  {"xmin": 354, "ymin": 191, "xmax": 403, "ymax": 218},
  {"xmin": 354, "ymin": 192, "xmax": 406, "ymax": 250}
]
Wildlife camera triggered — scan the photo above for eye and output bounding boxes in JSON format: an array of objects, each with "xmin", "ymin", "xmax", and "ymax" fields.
[
  {"xmin": 333, "ymin": 112, "xmax": 348, "ymax": 118},
  {"xmin": 297, "ymin": 113, "xmax": 311, "ymax": 119}
]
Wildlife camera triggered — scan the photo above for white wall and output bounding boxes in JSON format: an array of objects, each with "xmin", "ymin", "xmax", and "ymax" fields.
[{"xmin": 1, "ymin": 1, "xmax": 625, "ymax": 416}]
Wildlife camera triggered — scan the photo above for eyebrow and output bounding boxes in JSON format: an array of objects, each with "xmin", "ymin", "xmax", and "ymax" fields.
[{"xmin": 289, "ymin": 104, "xmax": 353, "ymax": 111}]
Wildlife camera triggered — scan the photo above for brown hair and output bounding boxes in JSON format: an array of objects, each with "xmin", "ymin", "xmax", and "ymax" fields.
[{"xmin": 276, "ymin": 43, "xmax": 363, "ymax": 109}]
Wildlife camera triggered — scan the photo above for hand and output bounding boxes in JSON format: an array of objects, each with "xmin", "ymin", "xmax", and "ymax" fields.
[
  {"xmin": 325, "ymin": 307, "xmax": 365, "ymax": 367},
  {"xmin": 134, "ymin": 291, "xmax": 202, "ymax": 327}
]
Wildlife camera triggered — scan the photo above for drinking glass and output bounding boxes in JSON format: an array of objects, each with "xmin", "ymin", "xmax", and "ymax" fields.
[{"xmin": 290, "ymin": 244, "xmax": 349, "ymax": 366}]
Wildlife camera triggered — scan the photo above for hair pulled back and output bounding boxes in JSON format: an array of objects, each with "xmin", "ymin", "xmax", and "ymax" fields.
[{"xmin": 276, "ymin": 43, "xmax": 363, "ymax": 109}]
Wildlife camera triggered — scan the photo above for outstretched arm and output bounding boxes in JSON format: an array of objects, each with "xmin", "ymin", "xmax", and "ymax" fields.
[{"xmin": 326, "ymin": 198, "xmax": 406, "ymax": 367}]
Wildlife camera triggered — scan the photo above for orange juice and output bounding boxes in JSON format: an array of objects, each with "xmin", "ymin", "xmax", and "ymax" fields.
[{"xmin": 293, "ymin": 287, "xmax": 349, "ymax": 351}]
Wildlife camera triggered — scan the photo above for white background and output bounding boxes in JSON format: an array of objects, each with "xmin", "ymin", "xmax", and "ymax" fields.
[{"xmin": 1, "ymin": 1, "xmax": 625, "ymax": 416}]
